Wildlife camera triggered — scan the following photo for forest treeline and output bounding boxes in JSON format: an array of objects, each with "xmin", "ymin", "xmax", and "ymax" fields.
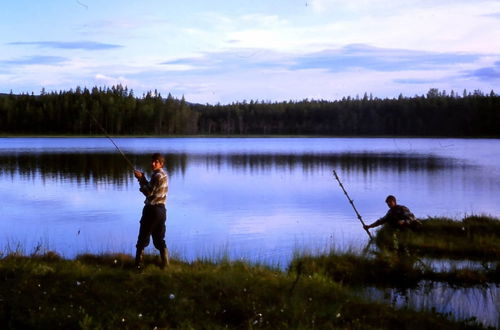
[{"xmin": 0, "ymin": 85, "xmax": 499, "ymax": 136}]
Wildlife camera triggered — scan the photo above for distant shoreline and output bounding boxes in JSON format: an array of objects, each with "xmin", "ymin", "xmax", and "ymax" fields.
[{"xmin": 1, "ymin": 134, "xmax": 499, "ymax": 139}]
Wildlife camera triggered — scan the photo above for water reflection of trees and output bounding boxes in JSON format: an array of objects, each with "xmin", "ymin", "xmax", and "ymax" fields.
[
  {"xmin": 201, "ymin": 153, "xmax": 463, "ymax": 174},
  {"xmin": 0, "ymin": 152, "xmax": 463, "ymax": 185},
  {"xmin": 0, "ymin": 153, "xmax": 187, "ymax": 185}
]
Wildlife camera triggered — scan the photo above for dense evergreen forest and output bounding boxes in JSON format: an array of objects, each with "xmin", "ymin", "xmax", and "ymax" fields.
[{"xmin": 0, "ymin": 85, "xmax": 499, "ymax": 136}]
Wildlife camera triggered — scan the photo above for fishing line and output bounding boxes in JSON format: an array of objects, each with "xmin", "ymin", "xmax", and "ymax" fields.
[{"xmin": 87, "ymin": 111, "xmax": 136, "ymax": 171}]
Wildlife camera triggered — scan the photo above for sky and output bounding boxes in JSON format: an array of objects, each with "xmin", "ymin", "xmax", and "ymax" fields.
[{"xmin": 1, "ymin": 0, "xmax": 500, "ymax": 104}]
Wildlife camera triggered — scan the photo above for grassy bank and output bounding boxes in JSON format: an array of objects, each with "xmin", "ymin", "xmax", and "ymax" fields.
[
  {"xmin": 0, "ymin": 252, "xmax": 488, "ymax": 329},
  {"xmin": 289, "ymin": 249, "xmax": 499, "ymax": 288},
  {"xmin": 375, "ymin": 215, "xmax": 500, "ymax": 260},
  {"xmin": 290, "ymin": 216, "xmax": 500, "ymax": 288}
]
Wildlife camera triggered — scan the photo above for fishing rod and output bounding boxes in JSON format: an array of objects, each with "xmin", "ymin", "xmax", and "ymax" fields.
[
  {"xmin": 333, "ymin": 170, "xmax": 373, "ymax": 240},
  {"xmin": 87, "ymin": 111, "xmax": 136, "ymax": 171}
]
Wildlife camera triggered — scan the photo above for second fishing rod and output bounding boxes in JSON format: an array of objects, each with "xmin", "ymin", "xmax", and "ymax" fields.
[{"xmin": 333, "ymin": 170, "xmax": 373, "ymax": 240}]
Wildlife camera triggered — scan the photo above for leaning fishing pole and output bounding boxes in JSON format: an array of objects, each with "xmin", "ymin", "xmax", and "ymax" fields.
[
  {"xmin": 333, "ymin": 170, "xmax": 373, "ymax": 240},
  {"xmin": 87, "ymin": 110, "xmax": 136, "ymax": 171}
]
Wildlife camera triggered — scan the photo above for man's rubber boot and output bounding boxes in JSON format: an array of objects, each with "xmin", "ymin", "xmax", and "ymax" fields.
[
  {"xmin": 135, "ymin": 248, "xmax": 144, "ymax": 269},
  {"xmin": 160, "ymin": 247, "xmax": 170, "ymax": 269}
]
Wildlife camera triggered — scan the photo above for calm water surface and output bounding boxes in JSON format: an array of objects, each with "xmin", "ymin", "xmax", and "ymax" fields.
[
  {"xmin": 1, "ymin": 137, "xmax": 499, "ymax": 262},
  {"xmin": 1, "ymin": 137, "xmax": 499, "ymax": 326}
]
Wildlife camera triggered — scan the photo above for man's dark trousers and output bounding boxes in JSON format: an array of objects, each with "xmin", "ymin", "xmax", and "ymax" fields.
[{"xmin": 136, "ymin": 204, "xmax": 167, "ymax": 250}]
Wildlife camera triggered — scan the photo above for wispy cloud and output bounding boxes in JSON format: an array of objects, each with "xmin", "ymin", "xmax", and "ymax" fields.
[
  {"xmin": 309, "ymin": 0, "xmax": 480, "ymax": 14},
  {"xmin": 8, "ymin": 41, "xmax": 122, "ymax": 50},
  {"xmin": 161, "ymin": 48, "xmax": 285, "ymax": 73},
  {"xmin": 484, "ymin": 12, "xmax": 500, "ymax": 19},
  {"xmin": 1, "ymin": 55, "xmax": 68, "ymax": 66},
  {"xmin": 161, "ymin": 44, "xmax": 481, "ymax": 74},
  {"xmin": 291, "ymin": 44, "xmax": 480, "ymax": 72},
  {"xmin": 394, "ymin": 78, "xmax": 443, "ymax": 85},
  {"xmin": 466, "ymin": 62, "xmax": 500, "ymax": 80}
]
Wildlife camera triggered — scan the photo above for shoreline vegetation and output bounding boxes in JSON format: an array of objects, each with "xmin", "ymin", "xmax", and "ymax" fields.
[
  {"xmin": 1, "ymin": 86, "xmax": 499, "ymax": 137},
  {"xmin": 1, "ymin": 216, "xmax": 498, "ymax": 329}
]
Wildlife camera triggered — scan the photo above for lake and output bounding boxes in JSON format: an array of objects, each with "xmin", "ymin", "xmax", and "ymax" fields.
[
  {"xmin": 1, "ymin": 137, "xmax": 499, "ymax": 263},
  {"xmin": 1, "ymin": 137, "xmax": 499, "ymax": 326}
]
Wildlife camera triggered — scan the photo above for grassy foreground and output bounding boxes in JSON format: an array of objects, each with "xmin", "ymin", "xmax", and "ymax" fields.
[{"xmin": 0, "ymin": 252, "xmax": 488, "ymax": 329}]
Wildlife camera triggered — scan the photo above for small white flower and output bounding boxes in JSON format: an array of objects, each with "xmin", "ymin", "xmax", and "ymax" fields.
[
  {"xmin": 138, "ymin": 313, "xmax": 143, "ymax": 318},
  {"xmin": 76, "ymin": 281, "xmax": 81, "ymax": 286},
  {"xmin": 336, "ymin": 313, "xmax": 341, "ymax": 318},
  {"xmin": 114, "ymin": 259, "xmax": 118, "ymax": 264},
  {"xmin": 169, "ymin": 293, "xmax": 175, "ymax": 300},
  {"xmin": 122, "ymin": 318, "xmax": 125, "ymax": 322}
]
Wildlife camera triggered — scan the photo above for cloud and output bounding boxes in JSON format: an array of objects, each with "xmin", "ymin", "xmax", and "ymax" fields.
[
  {"xmin": 8, "ymin": 41, "xmax": 122, "ymax": 50},
  {"xmin": 1, "ymin": 55, "xmax": 68, "ymax": 66},
  {"xmin": 466, "ymin": 62, "xmax": 500, "ymax": 80},
  {"xmin": 148, "ymin": 44, "xmax": 497, "ymax": 103},
  {"xmin": 309, "ymin": 0, "xmax": 479, "ymax": 13},
  {"xmin": 93, "ymin": 73, "xmax": 131, "ymax": 87},
  {"xmin": 291, "ymin": 44, "xmax": 479, "ymax": 72},
  {"xmin": 160, "ymin": 48, "xmax": 288, "ymax": 74},
  {"xmin": 160, "ymin": 44, "xmax": 480, "ymax": 75},
  {"xmin": 484, "ymin": 12, "xmax": 500, "ymax": 18},
  {"xmin": 394, "ymin": 78, "xmax": 442, "ymax": 85}
]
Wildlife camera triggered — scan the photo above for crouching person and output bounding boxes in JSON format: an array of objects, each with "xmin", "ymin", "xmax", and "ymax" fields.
[{"xmin": 364, "ymin": 195, "xmax": 421, "ymax": 230}]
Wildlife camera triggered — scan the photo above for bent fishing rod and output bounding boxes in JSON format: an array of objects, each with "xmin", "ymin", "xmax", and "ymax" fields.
[
  {"xmin": 87, "ymin": 111, "xmax": 136, "ymax": 171},
  {"xmin": 333, "ymin": 170, "xmax": 373, "ymax": 240}
]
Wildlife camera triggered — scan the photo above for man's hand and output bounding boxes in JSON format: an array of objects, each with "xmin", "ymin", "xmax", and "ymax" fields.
[
  {"xmin": 134, "ymin": 170, "xmax": 144, "ymax": 179},
  {"xmin": 397, "ymin": 220, "xmax": 408, "ymax": 226}
]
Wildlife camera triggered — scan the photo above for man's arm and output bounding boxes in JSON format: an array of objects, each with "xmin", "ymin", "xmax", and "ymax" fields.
[
  {"xmin": 138, "ymin": 172, "xmax": 167, "ymax": 200},
  {"xmin": 134, "ymin": 170, "xmax": 151, "ymax": 197},
  {"xmin": 364, "ymin": 214, "xmax": 388, "ymax": 229}
]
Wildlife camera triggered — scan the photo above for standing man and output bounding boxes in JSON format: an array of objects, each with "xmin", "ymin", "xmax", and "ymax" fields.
[
  {"xmin": 364, "ymin": 195, "xmax": 420, "ymax": 230},
  {"xmin": 133, "ymin": 153, "xmax": 169, "ymax": 269}
]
